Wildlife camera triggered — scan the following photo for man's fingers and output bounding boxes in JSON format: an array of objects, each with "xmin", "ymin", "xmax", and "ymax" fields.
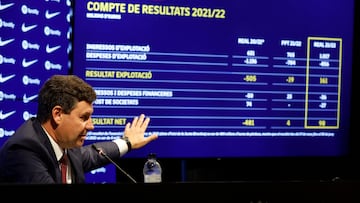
[
  {"xmin": 132, "ymin": 114, "xmax": 146, "ymax": 128},
  {"xmin": 141, "ymin": 117, "xmax": 150, "ymax": 129},
  {"xmin": 125, "ymin": 114, "xmax": 150, "ymax": 132},
  {"xmin": 131, "ymin": 115, "xmax": 139, "ymax": 127}
]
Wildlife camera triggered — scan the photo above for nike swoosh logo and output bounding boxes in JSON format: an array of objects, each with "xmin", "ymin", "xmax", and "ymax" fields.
[
  {"xmin": 23, "ymin": 94, "xmax": 38, "ymax": 103},
  {"xmin": 22, "ymin": 58, "xmax": 38, "ymax": 68},
  {"xmin": 45, "ymin": 10, "xmax": 60, "ymax": 19},
  {"xmin": 21, "ymin": 23, "xmax": 38, "ymax": 33},
  {"xmin": 0, "ymin": 3, "xmax": 14, "ymax": 11},
  {"xmin": 0, "ymin": 38, "xmax": 15, "ymax": 46},
  {"xmin": 0, "ymin": 74, "xmax": 16, "ymax": 83},
  {"xmin": 46, "ymin": 44, "xmax": 61, "ymax": 53},
  {"xmin": 0, "ymin": 110, "xmax": 16, "ymax": 120}
]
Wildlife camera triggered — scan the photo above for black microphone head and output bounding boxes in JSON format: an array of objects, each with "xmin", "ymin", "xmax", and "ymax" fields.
[{"xmin": 91, "ymin": 144, "xmax": 100, "ymax": 152}]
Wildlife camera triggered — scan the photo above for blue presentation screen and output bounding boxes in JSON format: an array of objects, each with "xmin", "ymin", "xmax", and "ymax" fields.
[{"xmin": 72, "ymin": 0, "xmax": 355, "ymax": 158}]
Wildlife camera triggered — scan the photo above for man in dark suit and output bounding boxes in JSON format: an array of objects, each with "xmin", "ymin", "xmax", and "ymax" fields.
[{"xmin": 0, "ymin": 74, "xmax": 158, "ymax": 183}]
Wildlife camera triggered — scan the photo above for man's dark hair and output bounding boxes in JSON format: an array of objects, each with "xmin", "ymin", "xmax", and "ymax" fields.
[{"xmin": 36, "ymin": 75, "xmax": 97, "ymax": 123}]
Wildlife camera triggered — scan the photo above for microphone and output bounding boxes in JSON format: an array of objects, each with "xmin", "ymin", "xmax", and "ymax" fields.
[{"xmin": 91, "ymin": 144, "xmax": 137, "ymax": 183}]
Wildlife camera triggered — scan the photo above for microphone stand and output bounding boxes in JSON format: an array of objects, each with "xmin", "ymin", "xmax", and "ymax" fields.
[{"xmin": 92, "ymin": 144, "xmax": 137, "ymax": 183}]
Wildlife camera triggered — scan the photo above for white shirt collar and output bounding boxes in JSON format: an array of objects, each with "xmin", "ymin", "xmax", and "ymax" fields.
[{"xmin": 41, "ymin": 125, "xmax": 64, "ymax": 162}]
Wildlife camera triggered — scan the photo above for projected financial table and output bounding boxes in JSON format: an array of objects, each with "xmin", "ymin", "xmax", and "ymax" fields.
[
  {"xmin": 72, "ymin": 0, "xmax": 354, "ymax": 159},
  {"xmin": 83, "ymin": 36, "xmax": 341, "ymax": 137}
]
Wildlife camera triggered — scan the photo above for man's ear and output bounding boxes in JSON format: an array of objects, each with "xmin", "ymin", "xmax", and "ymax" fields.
[{"xmin": 52, "ymin": 105, "xmax": 63, "ymax": 124}]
